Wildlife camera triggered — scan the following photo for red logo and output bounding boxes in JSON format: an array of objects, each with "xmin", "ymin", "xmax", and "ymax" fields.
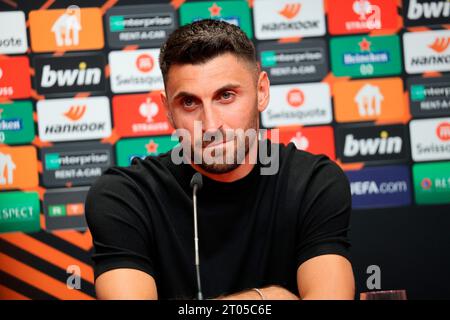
[
  {"xmin": 421, "ymin": 178, "xmax": 432, "ymax": 190},
  {"xmin": 428, "ymin": 37, "xmax": 450, "ymax": 53},
  {"xmin": 436, "ymin": 122, "xmax": 450, "ymax": 141},
  {"xmin": 327, "ymin": 0, "xmax": 398, "ymax": 35},
  {"xmin": 112, "ymin": 92, "xmax": 174, "ymax": 138},
  {"xmin": 136, "ymin": 54, "xmax": 154, "ymax": 73},
  {"xmin": 278, "ymin": 3, "xmax": 301, "ymax": 20},
  {"xmin": 208, "ymin": 3, "xmax": 222, "ymax": 17},
  {"xmin": 287, "ymin": 89, "xmax": 305, "ymax": 108},
  {"xmin": 0, "ymin": 56, "xmax": 31, "ymax": 99},
  {"xmin": 268, "ymin": 126, "xmax": 336, "ymax": 160},
  {"xmin": 145, "ymin": 140, "xmax": 159, "ymax": 154},
  {"xmin": 358, "ymin": 38, "xmax": 372, "ymax": 51},
  {"xmin": 63, "ymin": 105, "xmax": 86, "ymax": 121}
]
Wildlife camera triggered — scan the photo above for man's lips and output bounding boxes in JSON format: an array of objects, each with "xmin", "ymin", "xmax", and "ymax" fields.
[{"xmin": 202, "ymin": 137, "xmax": 233, "ymax": 149}]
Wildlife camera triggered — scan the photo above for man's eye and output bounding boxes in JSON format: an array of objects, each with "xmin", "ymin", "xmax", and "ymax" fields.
[
  {"xmin": 183, "ymin": 97, "xmax": 195, "ymax": 108},
  {"xmin": 221, "ymin": 91, "xmax": 234, "ymax": 100}
]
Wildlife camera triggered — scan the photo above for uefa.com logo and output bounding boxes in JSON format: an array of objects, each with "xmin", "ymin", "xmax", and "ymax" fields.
[{"xmin": 169, "ymin": 122, "xmax": 281, "ymax": 176}]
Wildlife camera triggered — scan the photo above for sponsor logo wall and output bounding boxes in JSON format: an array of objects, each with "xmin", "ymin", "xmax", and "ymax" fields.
[{"xmin": 0, "ymin": 0, "xmax": 449, "ymax": 300}]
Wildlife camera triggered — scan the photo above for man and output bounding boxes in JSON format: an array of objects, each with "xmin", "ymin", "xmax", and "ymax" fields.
[{"xmin": 85, "ymin": 20, "xmax": 354, "ymax": 300}]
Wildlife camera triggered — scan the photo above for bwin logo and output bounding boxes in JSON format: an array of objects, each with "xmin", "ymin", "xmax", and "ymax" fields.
[
  {"xmin": 41, "ymin": 62, "xmax": 101, "ymax": 88},
  {"xmin": 344, "ymin": 130, "xmax": 403, "ymax": 157},
  {"xmin": 407, "ymin": 0, "xmax": 450, "ymax": 20}
]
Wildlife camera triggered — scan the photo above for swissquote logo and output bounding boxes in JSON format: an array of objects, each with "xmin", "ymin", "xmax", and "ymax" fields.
[
  {"xmin": 404, "ymin": 0, "xmax": 450, "ymax": 27},
  {"xmin": 113, "ymin": 93, "xmax": 173, "ymax": 137},
  {"xmin": 403, "ymin": 30, "xmax": 450, "ymax": 74},
  {"xmin": 0, "ymin": 11, "xmax": 28, "ymax": 54},
  {"xmin": 410, "ymin": 117, "xmax": 450, "ymax": 162},
  {"xmin": 34, "ymin": 53, "xmax": 106, "ymax": 96},
  {"xmin": 336, "ymin": 125, "xmax": 408, "ymax": 163},
  {"xmin": 253, "ymin": 0, "xmax": 326, "ymax": 40},
  {"xmin": 37, "ymin": 97, "xmax": 112, "ymax": 142},
  {"xmin": 262, "ymin": 82, "xmax": 332, "ymax": 127},
  {"xmin": 109, "ymin": 49, "xmax": 163, "ymax": 93}
]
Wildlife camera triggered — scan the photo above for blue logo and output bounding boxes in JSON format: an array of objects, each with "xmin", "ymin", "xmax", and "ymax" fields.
[{"xmin": 346, "ymin": 165, "xmax": 412, "ymax": 209}]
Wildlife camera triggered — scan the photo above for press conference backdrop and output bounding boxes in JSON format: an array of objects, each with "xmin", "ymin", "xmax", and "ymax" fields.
[{"xmin": 0, "ymin": 0, "xmax": 449, "ymax": 299}]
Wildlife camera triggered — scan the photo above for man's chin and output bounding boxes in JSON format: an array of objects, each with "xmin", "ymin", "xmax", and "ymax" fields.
[{"xmin": 199, "ymin": 162, "xmax": 241, "ymax": 174}]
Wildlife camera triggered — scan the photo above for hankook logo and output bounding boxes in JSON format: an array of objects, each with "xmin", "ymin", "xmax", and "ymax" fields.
[{"xmin": 37, "ymin": 97, "xmax": 112, "ymax": 142}]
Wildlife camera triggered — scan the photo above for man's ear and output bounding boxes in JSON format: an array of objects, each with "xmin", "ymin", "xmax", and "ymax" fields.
[
  {"xmin": 160, "ymin": 90, "xmax": 175, "ymax": 128},
  {"xmin": 257, "ymin": 71, "xmax": 270, "ymax": 113}
]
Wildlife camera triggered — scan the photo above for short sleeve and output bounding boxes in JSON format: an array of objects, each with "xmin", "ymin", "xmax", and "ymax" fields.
[
  {"xmin": 85, "ymin": 170, "xmax": 156, "ymax": 280},
  {"xmin": 296, "ymin": 157, "xmax": 352, "ymax": 269}
]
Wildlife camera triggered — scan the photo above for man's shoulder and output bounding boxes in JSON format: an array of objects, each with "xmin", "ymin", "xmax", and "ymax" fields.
[
  {"xmin": 90, "ymin": 151, "xmax": 174, "ymax": 192},
  {"xmin": 278, "ymin": 142, "xmax": 338, "ymax": 172},
  {"xmin": 275, "ymin": 141, "xmax": 348, "ymax": 188}
]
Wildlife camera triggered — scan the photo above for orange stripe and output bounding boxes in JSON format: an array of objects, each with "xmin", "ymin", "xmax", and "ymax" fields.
[
  {"xmin": 31, "ymin": 136, "xmax": 53, "ymax": 148},
  {"xmin": 0, "ymin": 284, "xmax": 30, "ymax": 300},
  {"xmin": 278, "ymin": 37, "xmax": 302, "ymax": 43},
  {"xmin": 0, "ymin": 284, "xmax": 29, "ymax": 300},
  {"xmin": 0, "ymin": 233, "xmax": 94, "ymax": 284},
  {"xmin": 101, "ymin": 129, "xmax": 121, "ymax": 145},
  {"xmin": 40, "ymin": 0, "xmax": 55, "ymax": 10},
  {"xmin": 423, "ymin": 71, "xmax": 442, "ymax": 78},
  {"xmin": 101, "ymin": 0, "xmax": 119, "ymax": 14},
  {"xmin": 52, "ymin": 229, "xmax": 93, "ymax": 251},
  {"xmin": 0, "ymin": 253, "xmax": 94, "ymax": 300},
  {"xmin": 74, "ymin": 92, "xmax": 91, "ymax": 98},
  {"xmin": 123, "ymin": 45, "xmax": 139, "ymax": 51},
  {"xmin": 407, "ymin": 26, "xmax": 431, "ymax": 32},
  {"xmin": 1, "ymin": 0, "xmax": 18, "ymax": 8},
  {"xmin": 170, "ymin": 0, "xmax": 186, "ymax": 9}
]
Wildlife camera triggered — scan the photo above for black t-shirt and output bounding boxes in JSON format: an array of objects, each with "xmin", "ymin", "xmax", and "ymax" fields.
[{"xmin": 85, "ymin": 140, "xmax": 352, "ymax": 300}]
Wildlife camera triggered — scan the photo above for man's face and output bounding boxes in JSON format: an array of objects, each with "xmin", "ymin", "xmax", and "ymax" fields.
[{"xmin": 161, "ymin": 53, "xmax": 270, "ymax": 173}]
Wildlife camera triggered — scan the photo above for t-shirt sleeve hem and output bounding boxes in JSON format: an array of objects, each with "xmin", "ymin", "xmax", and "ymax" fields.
[
  {"xmin": 94, "ymin": 258, "xmax": 156, "ymax": 282},
  {"xmin": 296, "ymin": 242, "xmax": 352, "ymax": 270}
]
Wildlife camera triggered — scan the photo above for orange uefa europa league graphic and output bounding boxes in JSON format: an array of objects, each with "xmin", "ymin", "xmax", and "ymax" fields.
[
  {"xmin": 333, "ymin": 77, "xmax": 407, "ymax": 123},
  {"xmin": 0, "ymin": 146, "xmax": 39, "ymax": 190},
  {"xmin": 29, "ymin": 6, "xmax": 104, "ymax": 52}
]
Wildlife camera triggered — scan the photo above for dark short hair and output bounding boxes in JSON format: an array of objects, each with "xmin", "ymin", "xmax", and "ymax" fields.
[{"xmin": 159, "ymin": 19, "xmax": 257, "ymax": 83}]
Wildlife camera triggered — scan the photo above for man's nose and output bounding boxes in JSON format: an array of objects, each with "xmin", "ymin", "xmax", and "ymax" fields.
[{"xmin": 201, "ymin": 102, "xmax": 222, "ymax": 132}]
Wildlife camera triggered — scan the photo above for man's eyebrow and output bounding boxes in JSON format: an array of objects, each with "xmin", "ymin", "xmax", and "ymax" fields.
[{"xmin": 171, "ymin": 83, "xmax": 242, "ymax": 101}]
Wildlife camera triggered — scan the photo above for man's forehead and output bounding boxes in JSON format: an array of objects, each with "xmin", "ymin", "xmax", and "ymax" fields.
[{"xmin": 165, "ymin": 55, "xmax": 255, "ymax": 97}]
